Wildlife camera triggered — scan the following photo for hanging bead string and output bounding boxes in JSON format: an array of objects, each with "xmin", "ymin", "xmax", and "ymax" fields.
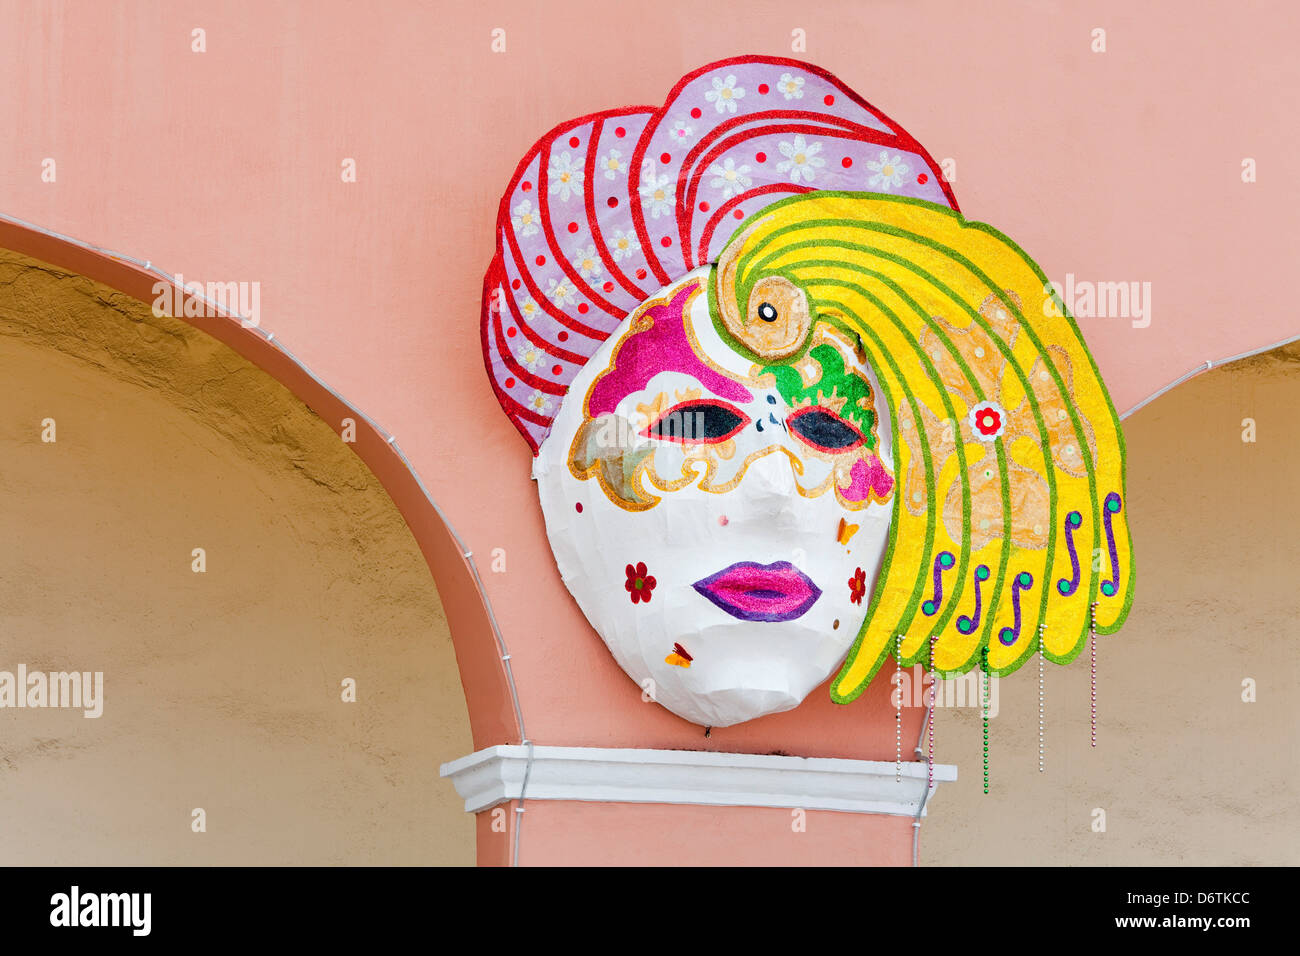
[
  {"xmin": 1037, "ymin": 622, "xmax": 1046, "ymax": 773},
  {"xmin": 1090, "ymin": 602, "xmax": 1098, "ymax": 748},
  {"xmin": 927, "ymin": 635, "xmax": 936, "ymax": 792},
  {"xmin": 981, "ymin": 645, "xmax": 989, "ymax": 795},
  {"xmin": 895, "ymin": 634, "xmax": 903, "ymax": 782}
]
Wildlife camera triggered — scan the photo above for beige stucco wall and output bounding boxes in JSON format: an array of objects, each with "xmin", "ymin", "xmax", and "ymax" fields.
[
  {"xmin": 0, "ymin": 251, "xmax": 474, "ymax": 865},
  {"xmin": 924, "ymin": 342, "xmax": 1299, "ymax": 865}
]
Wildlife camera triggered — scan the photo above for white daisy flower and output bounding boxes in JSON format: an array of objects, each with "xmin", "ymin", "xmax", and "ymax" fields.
[
  {"xmin": 548, "ymin": 150, "xmax": 584, "ymax": 201},
  {"xmin": 511, "ymin": 199, "xmax": 539, "ymax": 237},
  {"xmin": 527, "ymin": 390, "xmax": 552, "ymax": 413},
  {"xmin": 547, "ymin": 277, "xmax": 575, "ymax": 306},
  {"xmin": 866, "ymin": 151, "xmax": 910, "ymax": 191},
  {"xmin": 610, "ymin": 228, "xmax": 640, "ymax": 262},
  {"xmin": 638, "ymin": 165, "xmax": 674, "ymax": 219},
  {"xmin": 519, "ymin": 297, "xmax": 541, "ymax": 320},
  {"xmin": 776, "ymin": 134, "xmax": 826, "ymax": 184},
  {"xmin": 520, "ymin": 347, "xmax": 543, "ymax": 371},
  {"xmin": 668, "ymin": 120, "xmax": 694, "ymax": 142},
  {"xmin": 599, "ymin": 148, "xmax": 626, "ymax": 180},
  {"xmin": 777, "ymin": 72, "xmax": 805, "ymax": 100},
  {"xmin": 707, "ymin": 157, "xmax": 753, "ymax": 199},
  {"xmin": 704, "ymin": 74, "xmax": 746, "ymax": 114},
  {"xmin": 572, "ymin": 244, "xmax": 603, "ymax": 279}
]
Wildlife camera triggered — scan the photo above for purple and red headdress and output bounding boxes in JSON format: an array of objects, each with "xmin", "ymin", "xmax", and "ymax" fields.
[{"xmin": 481, "ymin": 55, "xmax": 957, "ymax": 452}]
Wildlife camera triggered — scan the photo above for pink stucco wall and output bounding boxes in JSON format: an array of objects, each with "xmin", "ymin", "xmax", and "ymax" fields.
[
  {"xmin": 507, "ymin": 801, "xmax": 916, "ymax": 867},
  {"xmin": 3, "ymin": 0, "xmax": 1295, "ymax": 865}
]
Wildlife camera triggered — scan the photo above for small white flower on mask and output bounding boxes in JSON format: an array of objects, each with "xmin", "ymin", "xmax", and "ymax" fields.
[
  {"xmin": 866, "ymin": 151, "xmax": 911, "ymax": 191},
  {"xmin": 777, "ymin": 134, "xmax": 826, "ymax": 184},
  {"xmin": 704, "ymin": 74, "xmax": 746, "ymax": 114},
  {"xmin": 599, "ymin": 148, "xmax": 626, "ymax": 180},
  {"xmin": 548, "ymin": 277, "xmax": 576, "ymax": 306},
  {"xmin": 610, "ymin": 228, "xmax": 641, "ymax": 262},
  {"xmin": 638, "ymin": 165, "xmax": 674, "ymax": 219},
  {"xmin": 511, "ymin": 199, "xmax": 540, "ymax": 237},
  {"xmin": 548, "ymin": 150, "xmax": 584, "ymax": 201},
  {"xmin": 572, "ymin": 244, "xmax": 604, "ymax": 279},
  {"xmin": 708, "ymin": 157, "xmax": 753, "ymax": 199}
]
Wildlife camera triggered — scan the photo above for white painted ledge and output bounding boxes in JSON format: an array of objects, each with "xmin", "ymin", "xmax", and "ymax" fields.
[{"xmin": 440, "ymin": 745, "xmax": 957, "ymax": 818}]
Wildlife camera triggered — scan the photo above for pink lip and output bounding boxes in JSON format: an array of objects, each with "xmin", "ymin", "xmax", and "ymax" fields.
[{"xmin": 692, "ymin": 561, "xmax": 822, "ymax": 622}]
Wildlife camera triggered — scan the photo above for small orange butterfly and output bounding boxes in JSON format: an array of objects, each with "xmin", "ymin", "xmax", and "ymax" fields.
[
  {"xmin": 665, "ymin": 642, "xmax": 693, "ymax": 668},
  {"xmin": 837, "ymin": 517, "xmax": 860, "ymax": 545}
]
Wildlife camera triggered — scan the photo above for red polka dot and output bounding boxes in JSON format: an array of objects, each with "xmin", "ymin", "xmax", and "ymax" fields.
[
  {"xmin": 734, "ymin": 209, "xmax": 744, "ymax": 219},
  {"xmin": 568, "ymin": 136, "xmax": 580, "ymax": 148},
  {"xmin": 824, "ymin": 94, "xmax": 835, "ymax": 106},
  {"xmin": 567, "ymin": 221, "xmax": 579, "ymax": 233},
  {"xmin": 636, "ymin": 268, "xmax": 647, "ymax": 280},
  {"xmin": 575, "ymin": 502, "xmax": 583, "ymax": 513},
  {"xmin": 521, "ymin": 181, "xmax": 532, "ymax": 192},
  {"xmin": 699, "ymin": 201, "xmax": 710, "ymax": 212},
  {"xmin": 552, "ymin": 365, "xmax": 563, "ymax": 376},
  {"xmin": 558, "ymin": 330, "xmax": 569, "ymax": 341},
  {"xmin": 577, "ymin": 302, "xmax": 589, "ymax": 314},
  {"xmin": 511, "ymin": 278, "xmax": 521, "ymax": 290},
  {"xmin": 607, "ymin": 196, "xmax": 618, "ymax": 207},
  {"xmin": 842, "ymin": 157, "xmax": 853, "ymax": 168},
  {"xmin": 535, "ymin": 255, "xmax": 546, "ymax": 266},
  {"xmin": 506, "ymin": 327, "xmax": 517, "ymax": 338},
  {"xmin": 755, "ymin": 151, "xmax": 767, "ymax": 163},
  {"xmin": 690, "ymin": 107, "xmax": 701, "ymax": 119},
  {"xmin": 918, "ymin": 173, "xmax": 929, "ymax": 185},
  {"xmin": 660, "ymin": 152, "xmax": 671, "ymax": 165},
  {"xmin": 505, "ymin": 377, "xmax": 515, "ymax": 388},
  {"xmin": 759, "ymin": 83, "xmax": 770, "ymax": 94},
  {"xmin": 660, "ymin": 236, "xmax": 672, "ymax": 247},
  {"xmin": 602, "ymin": 281, "xmax": 614, "ymax": 293},
  {"xmin": 615, "ymin": 126, "xmax": 626, "ymax": 138}
]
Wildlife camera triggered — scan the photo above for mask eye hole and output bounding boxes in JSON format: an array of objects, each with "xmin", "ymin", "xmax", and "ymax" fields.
[
  {"xmin": 757, "ymin": 301, "xmax": 778, "ymax": 322},
  {"xmin": 643, "ymin": 400, "xmax": 751, "ymax": 444},
  {"xmin": 787, "ymin": 407, "xmax": 865, "ymax": 452}
]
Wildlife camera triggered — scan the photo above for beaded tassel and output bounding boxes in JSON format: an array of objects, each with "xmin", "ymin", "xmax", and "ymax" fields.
[
  {"xmin": 1038, "ymin": 623, "xmax": 1045, "ymax": 773},
  {"xmin": 1090, "ymin": 602, "xmax": 1098, "ymax": 748},
  {"xmin": 981, "ymin": 646, "xmax": 989, "ymax": 794},
  {"xmin": 927, "ymin": 636, "xmax": 936, "ymax": 792}
]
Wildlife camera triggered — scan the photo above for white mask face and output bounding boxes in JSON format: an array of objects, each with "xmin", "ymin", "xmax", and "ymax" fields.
[{"xmin": 534, "ymin": 268, "xmax": 896, "ymax": 727}]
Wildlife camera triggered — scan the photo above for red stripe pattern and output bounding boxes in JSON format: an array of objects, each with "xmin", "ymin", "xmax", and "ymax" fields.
[{"xmin": 482, "ymin": 55, "xmax": 958, "ymax": 453}]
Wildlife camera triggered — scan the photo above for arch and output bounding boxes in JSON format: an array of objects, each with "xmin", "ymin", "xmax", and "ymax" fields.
[{"xmin": 0, "ymin": 215, "xmax": 523, "ymax": 865}]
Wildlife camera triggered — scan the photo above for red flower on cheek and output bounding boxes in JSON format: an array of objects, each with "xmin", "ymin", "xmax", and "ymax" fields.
[
  {"xmin": 848, "ymin": 567, "xmax": 866, "ymax": 605},
  {"xmin": 626, "ymin": 561, "xmax": 657, "ymax": 604}
]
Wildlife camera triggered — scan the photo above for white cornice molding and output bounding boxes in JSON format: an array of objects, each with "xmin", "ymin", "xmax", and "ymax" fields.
[{"xmin": 440, "ymin": 745, "xmax": 957, "ymax": 817}]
